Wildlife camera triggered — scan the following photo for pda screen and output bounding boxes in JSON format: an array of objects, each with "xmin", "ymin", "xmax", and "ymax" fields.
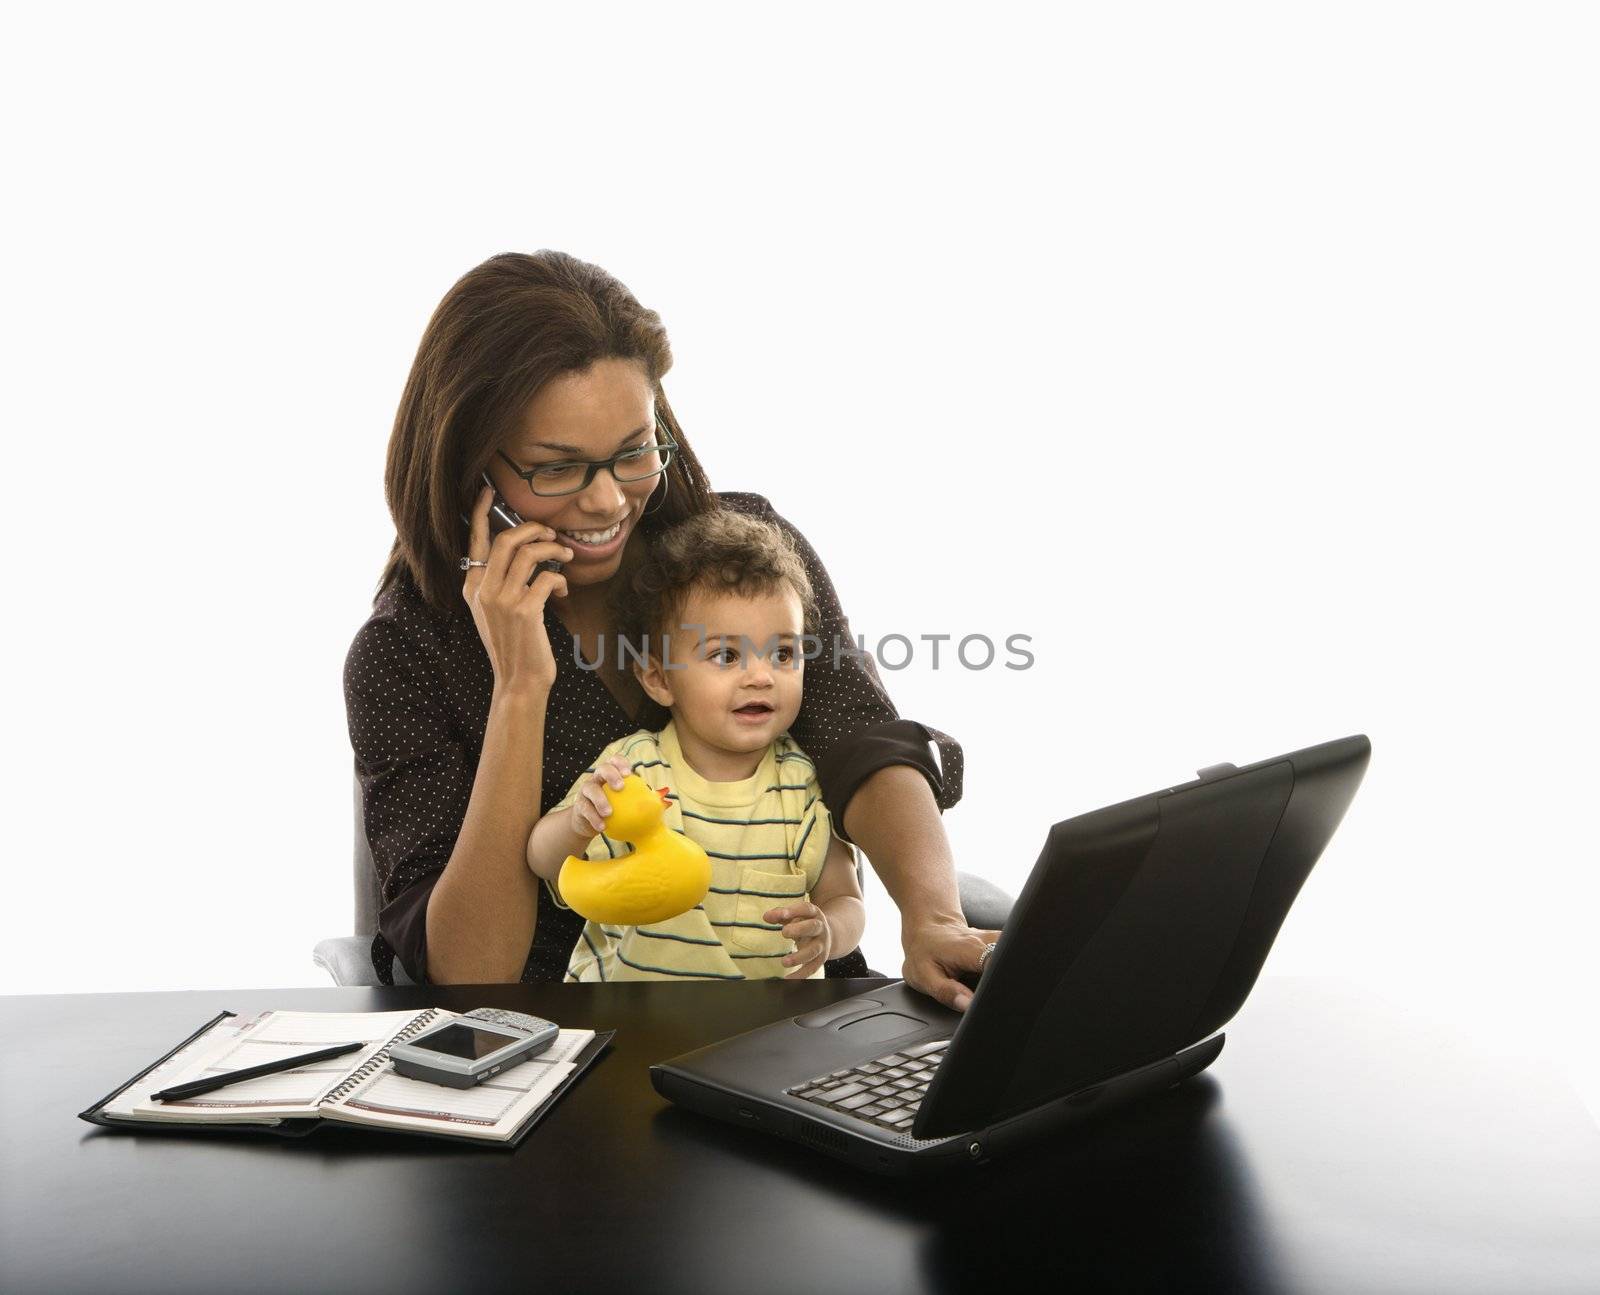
[{"xmin": 414, "ymin": 1023, "xmax": 518, "ymax": 1060}]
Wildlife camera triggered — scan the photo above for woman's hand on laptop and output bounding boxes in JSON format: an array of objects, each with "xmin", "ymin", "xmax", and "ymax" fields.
[{"xmin": 902, "ymin": 920, "xmax": 1004, "ymax": 1013}]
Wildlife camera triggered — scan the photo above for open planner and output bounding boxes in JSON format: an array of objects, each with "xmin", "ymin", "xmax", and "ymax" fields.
[{"xmin": 79, "ymin": 1007, "xmax": 613, "ymax": 1147}]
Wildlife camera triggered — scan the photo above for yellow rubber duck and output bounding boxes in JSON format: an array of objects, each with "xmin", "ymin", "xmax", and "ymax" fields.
[{"xmin": 558, "ymin": 774, "xmax": 712, "ymax": 925}]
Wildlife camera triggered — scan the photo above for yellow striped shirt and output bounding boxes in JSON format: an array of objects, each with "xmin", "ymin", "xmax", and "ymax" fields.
[{"xmin": 549, "ymin": 720, "xmax": 835, "ymax": 982}]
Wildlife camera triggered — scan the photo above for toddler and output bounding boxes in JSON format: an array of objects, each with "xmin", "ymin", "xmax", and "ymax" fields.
[{"xmin": 525, "ymin": 509, "xmax": 865, "ymax": 982}]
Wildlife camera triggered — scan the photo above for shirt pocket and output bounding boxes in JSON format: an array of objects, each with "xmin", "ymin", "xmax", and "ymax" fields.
[{"xmin": 725, "ymin": 869, "xmax": 809, "ymax": 956}]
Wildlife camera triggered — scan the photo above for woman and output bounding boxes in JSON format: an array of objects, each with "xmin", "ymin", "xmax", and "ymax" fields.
[{"xmin": 344, "ymin": 251, "xmax": 996, "ymax": 1010}]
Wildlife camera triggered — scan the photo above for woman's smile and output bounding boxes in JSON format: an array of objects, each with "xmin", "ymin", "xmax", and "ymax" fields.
[{"xmin": 554, "ymin": 512, "xmax": 633, "ymax": 559}]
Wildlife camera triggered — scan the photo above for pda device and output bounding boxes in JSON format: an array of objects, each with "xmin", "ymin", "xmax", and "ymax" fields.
[{"xmin": 389, "ymin": 1008, "xmax": 559, "ymax": 1088}]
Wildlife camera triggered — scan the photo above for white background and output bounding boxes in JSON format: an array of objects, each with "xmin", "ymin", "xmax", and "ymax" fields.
[{"xmin": 4, "ymin": 5, "xmax": 1595, "ymax": 1116}]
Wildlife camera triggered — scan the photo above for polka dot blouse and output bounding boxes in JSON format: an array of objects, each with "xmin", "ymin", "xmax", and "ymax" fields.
[{"xmin": 342, "ymin": 490, "xmax": 965, "ymax": 986}]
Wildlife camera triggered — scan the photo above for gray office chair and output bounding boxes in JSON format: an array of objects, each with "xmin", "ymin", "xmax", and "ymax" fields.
[
  {"xmin": 314, "ymin": 775, "xmax": 1014, "ymax": 987},
  {"xmin": 312, "ymin": 777, "xmax": 417, "ymax": 987}
]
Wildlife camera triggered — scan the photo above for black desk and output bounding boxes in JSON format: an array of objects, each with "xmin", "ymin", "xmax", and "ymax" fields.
[{"xmin": 3, "ymin": 977, "xmax": 1598, "ymax": 1293}]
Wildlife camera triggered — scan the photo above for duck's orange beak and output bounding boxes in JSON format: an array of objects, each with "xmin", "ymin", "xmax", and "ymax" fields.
[{"xmin": 657, "ymin": 785, "xmax": 672, "ymax": 805}]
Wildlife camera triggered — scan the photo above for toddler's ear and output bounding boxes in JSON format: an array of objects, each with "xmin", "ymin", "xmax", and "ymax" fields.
[{"xmin": 635, "ymin": 655, "xmax": 674, "ymax": 708}]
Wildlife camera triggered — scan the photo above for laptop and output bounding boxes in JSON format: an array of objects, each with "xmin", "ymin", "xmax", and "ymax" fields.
[{"xmin": 650, "ymin": 733, "xmax": 1371, "ymax": 1175}]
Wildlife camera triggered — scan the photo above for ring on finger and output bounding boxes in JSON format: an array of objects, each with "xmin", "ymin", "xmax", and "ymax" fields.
[{"xmin": 459, "ymin": 558, "xmax": 488, "ymax": 570}]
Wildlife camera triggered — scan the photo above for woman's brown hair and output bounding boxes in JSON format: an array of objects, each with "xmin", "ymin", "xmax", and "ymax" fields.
[{"xmin": 377, "ymin": 251, "xmax": 718, "ymax": 616}]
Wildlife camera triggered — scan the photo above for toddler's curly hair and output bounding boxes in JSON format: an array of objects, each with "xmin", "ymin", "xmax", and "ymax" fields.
[{"xmin": 610, "ymin": 508, "xmax": 820, "ymax": 662}]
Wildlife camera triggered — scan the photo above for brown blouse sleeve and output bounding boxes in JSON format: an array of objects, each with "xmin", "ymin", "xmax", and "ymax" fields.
[
  {"xmin": 342, "ymin": 611, "xmax": 470, "ymax": 984},
  {"xmin": 718, "ymin": 492, "xmax": 966, "ymax": 846}
]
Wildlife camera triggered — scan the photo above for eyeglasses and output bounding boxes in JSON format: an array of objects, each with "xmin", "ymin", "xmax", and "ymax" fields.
[{"xmin": 497, "ymin": 415, "xmax": 679, "ymax": 497}]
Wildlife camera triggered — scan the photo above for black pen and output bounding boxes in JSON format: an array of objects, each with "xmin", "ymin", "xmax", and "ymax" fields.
[{"xmin": 151, "ymin": 1041, "xmax": 366, "ymax": 1103}]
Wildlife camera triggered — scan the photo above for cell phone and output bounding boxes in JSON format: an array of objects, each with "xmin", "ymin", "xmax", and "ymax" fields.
[
  {"xmin": 461, "ymin": 472, "xmax": 565, "ymax": 583},
  {"xmin": 388, "ymin": 1008, "xmax": 559, "ymax": 1089}
]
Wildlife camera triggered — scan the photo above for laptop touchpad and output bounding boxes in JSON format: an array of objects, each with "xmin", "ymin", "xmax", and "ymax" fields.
[
  {"xmin": 836, "ymin": 1012, "xmax": 927, "ymax": 1042},
  {"xmin": 794, "ymin": 999, "xmax": 883, "ymax": 1028}
]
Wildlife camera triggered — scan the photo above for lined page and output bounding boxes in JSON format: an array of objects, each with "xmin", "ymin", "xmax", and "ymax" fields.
[
  {"xmin": 96, "ymin": 1016, "xmax": 282, "ymax": 1125},
  {"xmin": 325, "ymin": 1028, "xmax": 594, "ymax": 1141},
  {"xmin": 247, "ymin": 1011, "xmax": 419, "ymax": 1047},
  {"xmin": 128, "ymin": 1009, "xmax": 425, "ymax": 1121},
  {"xmin": 341, "ymin": 1071, "xmax": 536, "ymax": 1123}
]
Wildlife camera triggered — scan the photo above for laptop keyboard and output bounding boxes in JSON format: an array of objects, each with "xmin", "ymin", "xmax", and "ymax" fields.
[{"xmin": 785, "ymin": 1038, "xmax": 951, "ymax": 1132}]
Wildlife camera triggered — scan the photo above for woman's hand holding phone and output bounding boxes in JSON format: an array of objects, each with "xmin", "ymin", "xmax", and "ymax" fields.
[{"xmin": 463, "ymin": 485, "xmax": 573, "ymax": 696}]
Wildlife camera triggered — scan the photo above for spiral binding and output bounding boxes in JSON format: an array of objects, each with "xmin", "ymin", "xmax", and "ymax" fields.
[{"xmin": 322, "ymin": 1007, "xmax": 445, "ymax": 1106}]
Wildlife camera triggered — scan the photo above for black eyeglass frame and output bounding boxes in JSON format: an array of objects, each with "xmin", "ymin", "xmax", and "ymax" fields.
[{"xmin": 496, "ymin": 414, "xmax": 679, "ymax": 498}]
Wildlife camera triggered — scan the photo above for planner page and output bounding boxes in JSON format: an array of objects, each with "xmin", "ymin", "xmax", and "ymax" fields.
[
  {"xmin": 323, "ymin": 1028, "xmax": 595, "ymax": 1141},
  {"xmin": 97, "ymin": 1014, "xmax": 283, "ymax": 1125},
  {"xmin": 127, "ymin": 1009, "xmax": 426, "ymax": 1123}
]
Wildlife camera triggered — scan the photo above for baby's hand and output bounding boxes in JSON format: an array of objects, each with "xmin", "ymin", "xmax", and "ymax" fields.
[
  {"xmin": 766, "ymin": 901, "xmax": 833, "ymax": 980},
  {"xmin": 570, "ymin": 756, "xmax": 633, "ymax": 839}
]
